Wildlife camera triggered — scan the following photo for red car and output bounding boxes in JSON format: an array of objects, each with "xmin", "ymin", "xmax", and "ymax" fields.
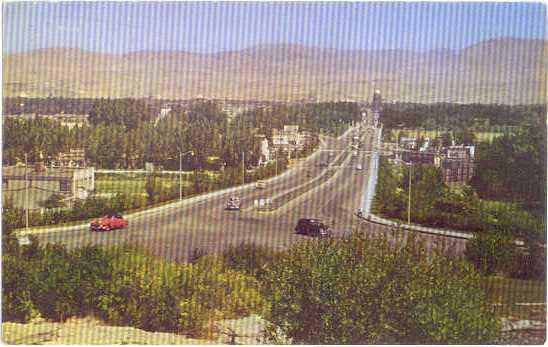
[{"xmin": 90, "ymin": 214, "xmax": 128, "ymax": 232}]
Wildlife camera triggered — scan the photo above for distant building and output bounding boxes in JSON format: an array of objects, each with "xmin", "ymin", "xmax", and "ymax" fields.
[
  {"xmin": 272, "ymin": 125, "xmax": 304, "ymax": 146},
  {"xmin": 5, "ymin": 113, "xmax": 37, "ymax": 121},
  {"xmin": 271, "ymin": 125, "xmax": 312, "ymax": 159},
  {"xmin": 3, "ymin": 164, "xmax": 95, "ymax": 210},
  {"xmin": 436, "ymin": 145, "xmax": 475, "ymax": 185},
  {"xmin": 445, "ymin": 145, "xmax": 475, "ymax": 160},
  {"xmin": 437, "ymin": 159, "xmax": 475, "ymax": 185},
  {"xmin": 399, "ymin": 137, "xmax": 417, "ymax": 150},
  {"xmin": 156, "ymin": 106, "xmax": 172, "ymax": 124},
  {"xmin": 401, "ymin": 150, "xmax": 436, "ymax": 165},
  {"xmin": 41, "ymin": 114, "xmax": 89, "ymax": 129},
  {"xmin": 254, "ymin": 134, "xmax": 271, "ymax": 166},
  {"xmin": 419, "ymin": 137, "xmax": 432, "ymax": 152},
  {"xmin": 283, "ymin": 125, "xmax": 299, "ymax": 134},
  {"xmin": 371, "ymin": 90, "xmax": 382, "ymax": 126},
  {"xmin": 51, "ymin": 149, "xmax": 87, "ymax": 168},
  {"xmin": 399, "ymin": 141, "xmax": 476, "ymax": 185}
]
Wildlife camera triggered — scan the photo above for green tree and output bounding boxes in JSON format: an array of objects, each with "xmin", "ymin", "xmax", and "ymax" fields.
[
  {"xmin": 465, "ymin": 232, "xmax": 518, "ymax": 276},
  {"xmin": 404, "ymin": 164, "xmax": 445, "ymax": 223},
  {"xmin": 40, "ymin": 193, "xmax": 66, "ymax": 209},
  {"xmin": 454, "ymin": 127, "xmax": 476, "ymax": 145},
  {"xmin": 262, "ymin": 233, "xmax": 499, "ymax": 344},
  {"xmin": 145, "ymin": 175, "xmax": 162, "ymax": 204}
]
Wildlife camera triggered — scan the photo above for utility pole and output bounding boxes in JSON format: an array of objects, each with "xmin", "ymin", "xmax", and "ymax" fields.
[
  {"xmin": 274, "ymin": 150, "xmax": 278, "ymax": 177},
  {"xmin": 179, "ymin": 151, "xmax": 183, "ymax": 201},
  {"xmin": 407, "ymin": 164, "xmax": 412, "ymax": 225},
  {"xmin": 25, "ymin": 153, "xmax": 29, "ymax": 230},
  {"xmin": 241, "ymin": 151, "xmax": 245, "ymax": 185}
]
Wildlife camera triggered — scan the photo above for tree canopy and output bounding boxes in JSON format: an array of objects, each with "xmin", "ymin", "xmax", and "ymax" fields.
[{"xmin": 261, "ymin": 233, "xmax": 499, "ymax": 344}]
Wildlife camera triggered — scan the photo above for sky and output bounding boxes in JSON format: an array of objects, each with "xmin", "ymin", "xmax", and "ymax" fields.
[{"xmin": 3, "ymin": 2, "xmax": 546, "ymax": 54}]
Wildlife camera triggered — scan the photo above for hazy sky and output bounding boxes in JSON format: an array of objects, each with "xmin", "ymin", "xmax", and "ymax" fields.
[{"xmin": 3, "ymin": 2, "xmax": 546, "ymax": 54}]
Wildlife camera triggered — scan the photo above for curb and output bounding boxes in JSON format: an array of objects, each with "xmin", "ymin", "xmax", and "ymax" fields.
[{"xmin": 362, "ymin": 214, "xmax": 474, "ymax": 240}]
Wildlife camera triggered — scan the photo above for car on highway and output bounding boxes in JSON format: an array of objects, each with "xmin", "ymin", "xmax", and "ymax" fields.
[
  {"xmin": 226, "ymin": 197, "xmax": 241, "ymax": 211},
  {"xmin": 295, "ymin": 218, "xmax": 332, "ymax": 238},
  {"xmin": 90, "ymin": 214, "xmax": 128, "ymax": 232},
  {"xmin": 255, "ymin": 180, "xmax": 266, "ymax": 189}
]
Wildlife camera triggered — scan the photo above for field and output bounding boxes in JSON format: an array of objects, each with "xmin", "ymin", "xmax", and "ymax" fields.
[
  {"xmin": 95, "ymin": 173, "xmax": 193, "ymax": 196},
  {"xmin": 390, "ymin": 128, "xmax": 507, "ymax": 143}
]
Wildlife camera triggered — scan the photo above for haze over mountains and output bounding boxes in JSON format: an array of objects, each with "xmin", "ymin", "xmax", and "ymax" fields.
[{"xmin": 3, "ymin": 38, "xmax": 546, "ymax": 104}]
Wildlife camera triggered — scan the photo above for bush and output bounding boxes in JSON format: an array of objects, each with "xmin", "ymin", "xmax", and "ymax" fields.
[
  {"xmin": 2, "ymin": 255, "xmax": 40, "ymax": 322},
  {"xmin": 2, "ymin": 243, "xmax": 266, "ymax": 338},
  {"xmin": 221, "ymin": 242, "xmax": 279, "ymax": 279},
  {"xmin": 261, "ymin": 234, "xmax": 499, "ymax": 344},
  {"xmin": 103, "ymin": 253, "xmax": 266, "ymax": 337},
  {"xmin": 511, "ymin": 242, "xmax": 546, "ymax": 280},
  {"xmin": 465, "ymin": 232, "xmax": 517, "ymax": 276}
]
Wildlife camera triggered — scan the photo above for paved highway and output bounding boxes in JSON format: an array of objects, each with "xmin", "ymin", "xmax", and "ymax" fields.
[{"xmin": 36, "ymin": 119, "xmax": 467, "ymax": 261}]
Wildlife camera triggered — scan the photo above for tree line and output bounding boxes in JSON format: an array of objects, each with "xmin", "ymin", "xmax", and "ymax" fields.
[
  {"xmin": 3, "ymin": 99, "xmax": 357, "ymax": 170},
  {"xmin": 471, "ymin": 125, "xmax": 546, "ymax": 214},
  {"xmin": 3, "ymin": 97, "xmax": 162, "ymax": 116},
  {"xmin": 381, "ymin": 102, "xmax": 545, "ymax": 130}
]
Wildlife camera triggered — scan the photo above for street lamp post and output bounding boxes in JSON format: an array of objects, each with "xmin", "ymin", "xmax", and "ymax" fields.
[
  {"xmin": 241, "ymin": 151, "xmax": 245, "ymax": 185},
  {"xmin": 274, "ymin": 150, "xmax": 277, "ymax": 177},
  {"xmin": 407, "ymin": 163, "xmax": 412, "ymax": 225},
  {"xmin": 25, "ymin": 153, "xmax": 29, "ymax": 230},
  {"xmin": 179, "ymin": 152, "xmax": 183, "ymax": 201}
]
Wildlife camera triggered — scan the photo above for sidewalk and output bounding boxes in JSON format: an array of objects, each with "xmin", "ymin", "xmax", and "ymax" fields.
[{"xmin": 364, "ymin": 213, "xmax": 474, "ymax": 240}]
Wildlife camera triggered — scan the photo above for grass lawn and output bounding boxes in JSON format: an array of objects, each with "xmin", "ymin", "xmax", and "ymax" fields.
[
  {"xmin": 482, "ymin": 276, "xmax": 546, "ymax": 321},
  {"xmin": 390, "ymin": 128, "xmax": 506, "ymax": 143},
  {"xmin": 95, "ymin": 175, "xmax": 192, "ymax": 196}
]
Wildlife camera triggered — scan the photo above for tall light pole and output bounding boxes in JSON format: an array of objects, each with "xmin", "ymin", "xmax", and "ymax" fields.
[
  {"xmin": 407, "ymin": 163, "xmax": 412, "ymax": 225},
  {"xmin": 241, "ymin": 151, "xmax": 245, "ymax": 185},
  {"xmin": 274, "ymin": 150, "xmax": 277, "ymax": 177},
  {"xmin": 25, "ymin": 153, "xmax": 29, "ymax": 230},
  {"xmin": 179, "ymin": 151, "xmax": 183, "ymax": 201}
]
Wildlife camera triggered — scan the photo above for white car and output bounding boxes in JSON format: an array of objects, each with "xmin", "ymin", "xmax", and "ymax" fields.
[
  {"xmin": 356, "ymin": 164, "xmax": 363, "ymax": 170},
  {"xmin": 226, "ymin": 197, "xmax": 241, "ymax": 211}
]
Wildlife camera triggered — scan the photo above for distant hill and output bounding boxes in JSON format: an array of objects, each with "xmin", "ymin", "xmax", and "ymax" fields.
[{"xmin": 3, "ymin": 38, "xmax": 546, "ymax": 104}]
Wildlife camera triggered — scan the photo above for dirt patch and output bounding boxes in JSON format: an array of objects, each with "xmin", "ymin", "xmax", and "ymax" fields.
[{"xmin": 2, "ymin": 317, "xmax": 213, "ymax": 345}]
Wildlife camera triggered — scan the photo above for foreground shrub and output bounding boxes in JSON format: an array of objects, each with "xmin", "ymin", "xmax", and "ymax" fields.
[
  {"xmin": 221, "ymin": 242, "xmax": 280, "ymax": 279},
  {"xmin": 2, "ymin": 244, "xmax": 266, "ymax": 338},
  {"xmin": 101, "ymin": 253, "xmax": 266, "ymax": 336},
  {"xmin": 465, "ymin": 232, "xmax": 517, "ymax": 276},
  {"xmin": 261, "ymin": 234, "xmax": 499, "ymax": 344},
  {"xmin": 2, "ymin": 255, "xmax": 39, "ymax": 322}
]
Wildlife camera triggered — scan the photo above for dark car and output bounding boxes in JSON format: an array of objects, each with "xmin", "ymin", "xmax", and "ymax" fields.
[
  {"xmin": 90, "ymin": 214, "xmax": 128, "ymax": 232},
  {"xmin": 295, "ymin": 218, "xmax": 332, "ymax": 238}
]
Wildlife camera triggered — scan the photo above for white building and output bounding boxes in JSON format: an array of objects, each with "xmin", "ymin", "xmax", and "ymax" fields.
[
  {"xmin": 3, "ymin": 164, "xmax": 95, "ymax": 210},
  {"xmin": 255, "ymin": 134, "xmax": 271, "ymax": 166}
]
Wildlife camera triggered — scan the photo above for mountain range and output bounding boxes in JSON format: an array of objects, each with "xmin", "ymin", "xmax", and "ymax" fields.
[{"xmin": 3, "ymin": 38, "xmax": 546, "ymax": 104}]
